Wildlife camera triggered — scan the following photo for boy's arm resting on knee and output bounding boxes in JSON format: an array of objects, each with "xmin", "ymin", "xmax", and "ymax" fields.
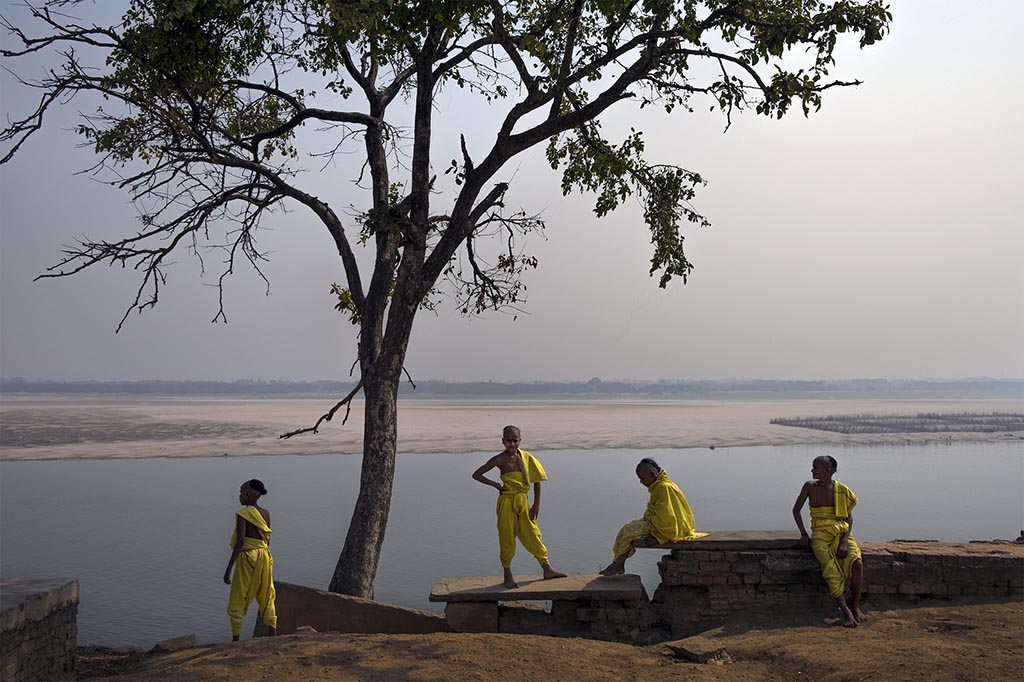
[{"xmin": 792, "ymin": 482, "xmax": 812, "ymax": 548}]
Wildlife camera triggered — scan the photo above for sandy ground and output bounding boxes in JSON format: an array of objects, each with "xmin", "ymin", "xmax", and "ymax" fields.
[
  {"xmin": 78, "ymin": 600, "xmax": 1023, "ymax": 681},
  {"xmin": 2, "ymin": 395, "xmax": 1022, "ymax": 460}
]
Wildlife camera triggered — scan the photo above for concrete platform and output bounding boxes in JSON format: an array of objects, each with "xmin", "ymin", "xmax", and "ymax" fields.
[
  {"xmin": 638, "ymin": 530, "xmax": 803, "ymax": 551},
  {"xmin": 430, "ymin": 574, "xmax": 643, "ymax": 603},
  {"xmin": 0, "ymin": 578, "xmax": 78, "ymax": 633}
]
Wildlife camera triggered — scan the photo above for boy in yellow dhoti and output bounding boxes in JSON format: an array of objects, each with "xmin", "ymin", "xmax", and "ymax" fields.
[
  {"xmin": 600, "ymin": 458, "xmax": 707, "ymax": 575},
  {"xmin": 793, "ymin": 455, "xmax": 866, "ymax": 627},
  {"xmin": 224, "ymin": 478, "xmax": 278, "ymax": 640},
  {"xmin": 473, "ymin": 425, "xmax": 567, "ymax": 588}
]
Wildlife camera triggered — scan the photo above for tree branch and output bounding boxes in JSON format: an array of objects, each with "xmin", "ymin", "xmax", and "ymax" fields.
[{"xmin": 278, "ymin": 380, "xmax": 365, "ymax": 439}]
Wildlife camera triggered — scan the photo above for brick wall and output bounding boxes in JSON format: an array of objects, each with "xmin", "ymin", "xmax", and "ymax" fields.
[
  {"xmin": 0, "ymin": 579, "xmax": 79, "ymax": 682},
  {"xmin": 651, "ymin": 541, "xmax": 1024, "ymax": 636}
]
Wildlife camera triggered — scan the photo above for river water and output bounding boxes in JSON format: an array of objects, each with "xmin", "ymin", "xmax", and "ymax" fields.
[{"xmin": 1, "ymin": 442, "xmax": 1021, "ymax": 646}]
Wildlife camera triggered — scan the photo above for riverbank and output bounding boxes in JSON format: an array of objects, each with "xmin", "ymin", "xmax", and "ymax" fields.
[
  {"xmin": 2, "ymin": 395, "xmax": 1022, "ymax": 460},
  {"xmin": 77, "ymin": 600, "xmax": 1023, "ymax": 681}
]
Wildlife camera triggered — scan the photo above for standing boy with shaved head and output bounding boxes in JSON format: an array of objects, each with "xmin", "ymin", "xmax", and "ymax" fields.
[{"xmin": 473, "ymin": 425, "xmax": 567, "ymax": 588}]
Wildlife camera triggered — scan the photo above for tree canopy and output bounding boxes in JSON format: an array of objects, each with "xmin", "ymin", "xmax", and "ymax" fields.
[{"xmin": 1, "ymin": 0, "xmax": 891, "ymax": 596}]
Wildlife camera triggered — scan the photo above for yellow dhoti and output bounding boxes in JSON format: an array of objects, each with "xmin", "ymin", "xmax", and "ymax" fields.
[
  {"xmin": 612, "ymin": 470, "xmax": 707, "ymax": 559},
  {"xmin": 497, "ymin": 471, "xmax": 549, "ymax": 567},
  {"xmin": 810, "ymin": 481, "xmax": 862, "ymax": 598},
  {"xmin": 612, "ymin": 519, "xmax": 654, "ymax": 559},
  {"xmin": 227, "ymin": 507, "xmax": 278, "ymax": 636}
]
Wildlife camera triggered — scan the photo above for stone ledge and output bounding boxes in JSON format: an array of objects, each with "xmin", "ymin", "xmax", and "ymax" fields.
[
  {"xmin": 0, "ymin": 578, "xmax": 79, "ymax": 633},
  {"xmin": 862, "ymin": 541, "xmax": 1024, "ymax": 560},
  {"xmin": 430, "ymin": 574, "xmax": 643, "ymax": 603},
  {"xmin": 639, "ymin": 530, "xmax": 802, "ymax": 551},
  {"xmin": 256, "ymin": 581, "xmax": 447, "ymax": 636}
]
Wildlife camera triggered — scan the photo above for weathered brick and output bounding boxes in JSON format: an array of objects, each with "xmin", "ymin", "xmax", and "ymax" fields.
[
  {"xmin": 898, "ymin": 581, "xmax": 930, "ymax": 594},
  {"xmin": 445, "ymin": 603, "xmax": 498, "ymax": 633}
]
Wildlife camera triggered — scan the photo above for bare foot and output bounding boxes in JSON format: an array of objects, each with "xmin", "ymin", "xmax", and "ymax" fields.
[
  {"xmin": 842, "ymin": 616, "xmax": 858, "ymax": 628},
  {"xmin": 599, "ymin": 563, "xmax": 625, "ymax": 576},
  {"xmin": 503, "ymin": 569, "xmax": 519, "ymax": 589},
  {"xmin": 854, "ymin": 608, "xmax": 868, "ymax": 623},
  {"xmin": 542, "ymin": 565, "xmax": 567, "ymax": 580}
]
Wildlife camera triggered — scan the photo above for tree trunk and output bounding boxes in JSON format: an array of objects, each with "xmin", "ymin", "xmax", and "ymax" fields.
[{"xmin": 327, "ymin": 362, "xmax": 400, "ymax": 597}]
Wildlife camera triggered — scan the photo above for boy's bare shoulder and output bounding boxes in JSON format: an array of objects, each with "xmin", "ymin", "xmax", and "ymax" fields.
[{"xmin": 483, "ymin": 452, "xmax": 514, "ymax": 468}]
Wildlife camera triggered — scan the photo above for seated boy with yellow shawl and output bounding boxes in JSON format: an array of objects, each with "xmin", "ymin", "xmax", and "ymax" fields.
[
  {"xmin": 472, "ymin": 425, "xmax": 567, "ymax": 588},
  {"xmin": 600, "ymin": 458, "xmax": 707, "ymax": 576},
  {"xmin": 224, "ymin": 478, "xmax": 278, "ymax": 640},
  {"xmin": 793, "ymin": 455, "xmax": 866, "ymax": 627}
]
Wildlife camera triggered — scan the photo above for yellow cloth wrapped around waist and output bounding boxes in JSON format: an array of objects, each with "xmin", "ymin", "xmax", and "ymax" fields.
[
  {"xmin": 237, "ymin": 537, "xmax": 269, "ymax": 552},
  {"xmin": 810, "ymin": 505, "xmax": 850, "ymax": 534},
  {"xmin": 499, "ymin": 471, "xmax": 529, "ymax": 496}
]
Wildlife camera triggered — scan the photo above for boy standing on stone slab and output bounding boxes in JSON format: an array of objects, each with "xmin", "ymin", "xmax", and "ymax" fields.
[
  {"xmin": 472, "ymin": 425, "xmax": 567, "ymax": 588},
  {"xmin": 793, "ymin": 455, "xmax": 866, "ymax": 627}
]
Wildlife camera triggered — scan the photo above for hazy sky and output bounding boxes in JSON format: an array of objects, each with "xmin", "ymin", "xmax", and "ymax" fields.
[{"xmin": 1, "ymin": 1, "xmax": 1022, "ymax": 383}]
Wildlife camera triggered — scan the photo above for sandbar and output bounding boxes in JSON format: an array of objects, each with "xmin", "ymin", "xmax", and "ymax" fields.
[{"xmin": 2, "ymin": 394, "xmax": 1021, "ymax": 461}]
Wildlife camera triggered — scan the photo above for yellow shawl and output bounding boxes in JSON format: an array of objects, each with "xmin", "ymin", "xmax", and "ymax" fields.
[
  {"xmin": 516, "ymin": 449, "xmax": 548, "ymax": 487},
  {"xmin": 643, "ymin": 470, "xmax": 705, "ymax": 543},
  {"xmin": 229, "ymin": 505, "xmax": 272, "ymax": 548},
  {"xmin": 832, "ymin": 480, "xmax": 857, "ymax": 519}
]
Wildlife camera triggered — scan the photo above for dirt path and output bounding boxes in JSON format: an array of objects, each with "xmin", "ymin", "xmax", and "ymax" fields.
[{"xmin": 79, "ymin": 601, "xmax": 1023, "ymax": 681}]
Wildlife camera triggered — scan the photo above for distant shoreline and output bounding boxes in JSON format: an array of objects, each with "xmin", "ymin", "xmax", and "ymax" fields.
[
  {"xmin": 2, "ymin": 394, "xmax": 1021, "ymax": 462},
  {"xmin": 2, "ymin": 377, "xmax": 1022, "ymax": 399}
]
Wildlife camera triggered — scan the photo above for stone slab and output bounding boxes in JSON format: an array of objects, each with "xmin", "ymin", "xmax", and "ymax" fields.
[
  {"xmin": 254, "ymin": 581, "xmax": 447, "ymax": 636},
  {"xmin": 665, "ymin": 634, "xmax": 730, "ymax": 663},
  {"xmin": 0, "ymin": 578, "xmax": 78, "ymax": 633},
  {"xmin": 149, "ymin": 634, "xmax": 195, "ymax": 654},
  {"xmin": 430, "ymin": 574, "xmax": 643, "ymax": 603},
  {"xmin": 643, "ymin": 530, "xmax": 802, "ymax": 551}
]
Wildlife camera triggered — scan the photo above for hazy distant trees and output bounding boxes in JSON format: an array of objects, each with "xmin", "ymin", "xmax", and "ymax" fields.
[
  {"xmin": 4, "ymin": 377, "xmax": 1023, "ymax": 399},
  {"xmin": 1, "ymin": 1, "xmax": 890, "ymax": 598}
]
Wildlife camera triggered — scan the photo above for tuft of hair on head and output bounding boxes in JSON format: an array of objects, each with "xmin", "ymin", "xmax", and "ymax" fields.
[
  {"xmin": 503, "ymin": 425, "xmax": 521, "ymax": 439},
  {"xmin": 813, "ymin": 456, "xmax": 837, "ymax": 473},
  {"xmin": 247, "ymin": 478, "xmax": 268, "ymax": 496},
  {"xmin": 637, "ymin": 457, "xmax": 661, "ymax": 473}
]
